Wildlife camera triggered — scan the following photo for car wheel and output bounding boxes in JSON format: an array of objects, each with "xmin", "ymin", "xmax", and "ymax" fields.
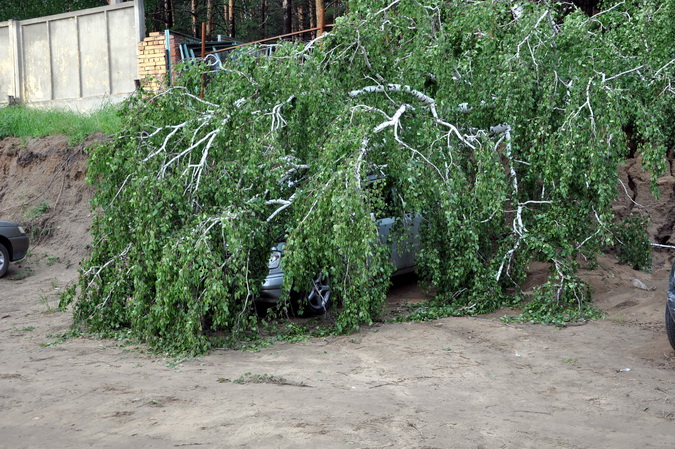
[
  {"xmin": 0, "ymin": 243, "xmax": 9, "ymax": 278},
  {"xmin": 666, "ymin": 303, "xmax": 675, "ymax": 351},
  {"xmin": 295, "ymin": 273, "xmax": 331, "ymax": 316}
]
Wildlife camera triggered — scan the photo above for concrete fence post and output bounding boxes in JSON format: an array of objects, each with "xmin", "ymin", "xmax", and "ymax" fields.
[
  {"xmin": 134, "ymin": 0, "xmax": 145, "ymax": 42},
  {"xmin": 7, "ymin": 19, "xmax": 23, "ymax": 102}
]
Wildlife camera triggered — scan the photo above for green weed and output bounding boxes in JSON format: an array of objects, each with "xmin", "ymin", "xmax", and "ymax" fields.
[
  {"xmin": 39, "ymin": 294, "xmax": 61, "ymax": 313},
  {"xmin": 25, "ymin": 202, "xmax": 50, "ymax": 219}
]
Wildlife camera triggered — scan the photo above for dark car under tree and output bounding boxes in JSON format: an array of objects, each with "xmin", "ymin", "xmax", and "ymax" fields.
[{"xmin": 0, "ymin": 220, "xmax": 30, "ymax": 278}]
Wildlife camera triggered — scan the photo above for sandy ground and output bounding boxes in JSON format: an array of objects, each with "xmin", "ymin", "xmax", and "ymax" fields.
[{"xmin": 1, "ymin": 136, "xmax": 674, "ymax": 448}]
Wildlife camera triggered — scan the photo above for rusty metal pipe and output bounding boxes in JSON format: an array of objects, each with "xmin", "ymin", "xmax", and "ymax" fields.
[{"xmin": 204, "ymin": 24, "xmax": 334, "ymax": 56}]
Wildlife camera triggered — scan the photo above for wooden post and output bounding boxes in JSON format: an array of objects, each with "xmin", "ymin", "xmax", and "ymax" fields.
[
  {"xmin": 315, "ymin": 0, "xmax": 324, "ymax": 38},
  {"xmin": 201, "ymin": 22, "xmax": 207, "ymax": 57}
]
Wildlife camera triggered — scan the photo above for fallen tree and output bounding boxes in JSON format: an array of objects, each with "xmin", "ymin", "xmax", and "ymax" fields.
[{"xmin": 61, "ymin": 0, "xmax": 674, "ymax": 353}]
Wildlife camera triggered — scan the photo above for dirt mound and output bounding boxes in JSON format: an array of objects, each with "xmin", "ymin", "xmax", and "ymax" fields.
[
  {"xmin": 0, "ymin": 135, "xmax": 99, "ymax": 262},
  {"xmin": 615, "ymin": 153, "xmax": 675, "ymax": 251}
]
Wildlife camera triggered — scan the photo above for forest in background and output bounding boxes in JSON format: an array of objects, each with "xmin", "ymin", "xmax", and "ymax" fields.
[
  {"xmin": 0, "ymin": 0, "xmax": 347, "ymax": 43},
  {"xmin": 0, "ymin": 1, "xmax": 606, "ymax": 43}
]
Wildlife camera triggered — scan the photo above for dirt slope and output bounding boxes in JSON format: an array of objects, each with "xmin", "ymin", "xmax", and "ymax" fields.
[
  {"xmin": 0, "ymin": 136, "xmax": 674, "ymax": 449},
  {"xmin": 0, "ymin": 135, "xmax": 95, "ymax": 263}
]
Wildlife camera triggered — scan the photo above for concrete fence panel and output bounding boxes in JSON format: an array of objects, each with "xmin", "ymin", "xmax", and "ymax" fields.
[
  {"xmin": 0, "ymin": 0, "xmax": 144, "ymax": 112},
  {"xmin": 22, "ymin": 21, "xmax": 51, "ymax": 102},
  {"xmin": 51, "ymin": 18, "xmax": 80, "ymax": 100}
]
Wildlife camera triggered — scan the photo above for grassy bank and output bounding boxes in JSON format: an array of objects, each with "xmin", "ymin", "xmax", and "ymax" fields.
[{"xmin": 0, "ymin": 105, "xmax": 121, "ymax": 143}]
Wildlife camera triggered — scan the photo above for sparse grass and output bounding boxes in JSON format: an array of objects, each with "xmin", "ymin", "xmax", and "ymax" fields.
[
  {"xmin": 46, "ymin": 255, "xmax": 59, "ymax": 266},
  {"xmin": 163, "ymin": 357, "xmax": 193, "ymax": 369},
  {"xmin": 232, "ymin": 373, "xmax": 277, "ymax": 384},
  {"xmin": 21, "ymin": 203, "xmax": 55, "ymax": 244},
  {"xmin": 26, "ymin": 224, "xmax": 53, "ymax": 243},
  {"xmin": 0, "ymin": 105, "xmax": 121, "ymax": 143},
  {"xmin": 562, "ymin": 358, "xmax": 578, "ymax": 364},
  {"xmin": 39, "ymin": 293, "xmax": 61, "ymax": 313},
  {"xmin": 25, "ymin": 202, "xmax": 50, "ymax": 219},
  {"xmin": 9, "ymin": 268, "xmax": 33, "ymax": 280},
  {"xmin": 227, "ymin": 373, "xmax": 310, "ymax": 387}
]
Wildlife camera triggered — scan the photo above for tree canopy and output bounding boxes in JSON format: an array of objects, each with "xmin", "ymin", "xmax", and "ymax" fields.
[
  {"xmin": 0, "ymin": 0, "xmax": 346, "ymax": 43},
  {"xmin": 0, "ymin": 1, "xmax": 105, "ymax": 21},
  {"xmin": 61, "ymin": 0, "xmax": 674, "ymax": 354}
]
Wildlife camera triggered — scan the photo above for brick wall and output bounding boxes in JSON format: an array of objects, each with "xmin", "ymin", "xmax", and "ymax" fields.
[{"xmin": 137, "ymin": 31, "xmax": 184, "ymax": 92}]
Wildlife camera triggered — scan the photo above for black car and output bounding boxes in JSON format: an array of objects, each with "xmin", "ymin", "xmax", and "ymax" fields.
[
  {"xmin": 0, "ymin": 221, "xmax": 30, "ymax": 278},
  {"xmin": 667, "ymin": 262, "xmax": 675, "ymax": 351}
]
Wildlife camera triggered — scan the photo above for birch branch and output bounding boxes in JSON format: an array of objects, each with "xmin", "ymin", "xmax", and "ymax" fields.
[
  {"xmin": 266, "ymin": 193, "xmax": 297, "ymax": 222},
  {"xmin": 495, "ymin": 124, "xmax": 526, "ymax": 282},
  {"xmin": 159, "ymin": 129, "xmax": 220, "ymax": 179},
  {"xmin": 375, "ymin": 0, "xmax": 401, "ymax": 16},
  {"xmin": 81, "ymin": 243, "xmax": 133, "ymax": 293},
  {"xmin": 142, "ymin": 123, "xmax": 188, "ymax": 162},
  {"xmin": 266, "ymin": 95, "xmax": 296, "ymax": 132},
  {"xmin": 349, "ymin": 84, "xmax": 475, "ymax": 148},
  {"xmin": 598, "ymin": 65, "xmax": 644, "ymax": 84}
]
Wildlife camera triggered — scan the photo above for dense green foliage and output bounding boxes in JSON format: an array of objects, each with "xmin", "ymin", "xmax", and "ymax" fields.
[
  {"xmin": 61, "ymin": 0, "xmax": 673, "ymax": 354},
  {"xmin": 0, "ymin": 106, "xmax": 121, "ymax": 143},
  {"xmin": 613, "ymin": 215, "xmax": 653, "ymax": 272},
  {"xmin": 0, "ymin": 0, "xmax": 104, "ymax": 21}
]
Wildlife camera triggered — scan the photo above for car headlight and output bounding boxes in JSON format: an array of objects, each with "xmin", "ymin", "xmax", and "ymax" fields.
[
  {"xmin": 268, "ymin": 251, "xmax": 281, "ymax": 269},
  {"xmin": 18, "ymin": 226, "xmax": 26, "ymax": 234}
]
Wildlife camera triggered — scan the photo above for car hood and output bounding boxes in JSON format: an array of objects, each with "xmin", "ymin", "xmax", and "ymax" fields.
[{"xmin": 0, "ymin": 220, "xmax": 20, "ymax": 227}]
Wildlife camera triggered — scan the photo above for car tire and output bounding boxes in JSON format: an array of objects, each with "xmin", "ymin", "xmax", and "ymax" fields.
[
  {"xmin": 293, "ymin": 273, "xmax": 331, "ymax": 316},
  {"xmin": 666, "ymin": 303, "xmax": 675, "ymax": 351},
  {"xmin": 0, "ymin": 242, "xmax": 9, "ymax": 278}
]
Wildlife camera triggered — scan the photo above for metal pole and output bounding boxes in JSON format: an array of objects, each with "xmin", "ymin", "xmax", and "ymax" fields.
[
  {"xmin": 204, "ymin": 24, "xmax": 335, "ymax": 56},
  {"xmin": 165, "ymin": 29, "xmax": 172, "ymax": 86}
]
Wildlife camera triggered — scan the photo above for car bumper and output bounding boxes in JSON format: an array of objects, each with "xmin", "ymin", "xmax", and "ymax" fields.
[
  {"xmin": 259, "ymin": 269, "xmax": 284, "ymax": 302},
  {"xmin": 9, "ymin": 235, "xmax": 29, "ymax": 261}
]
